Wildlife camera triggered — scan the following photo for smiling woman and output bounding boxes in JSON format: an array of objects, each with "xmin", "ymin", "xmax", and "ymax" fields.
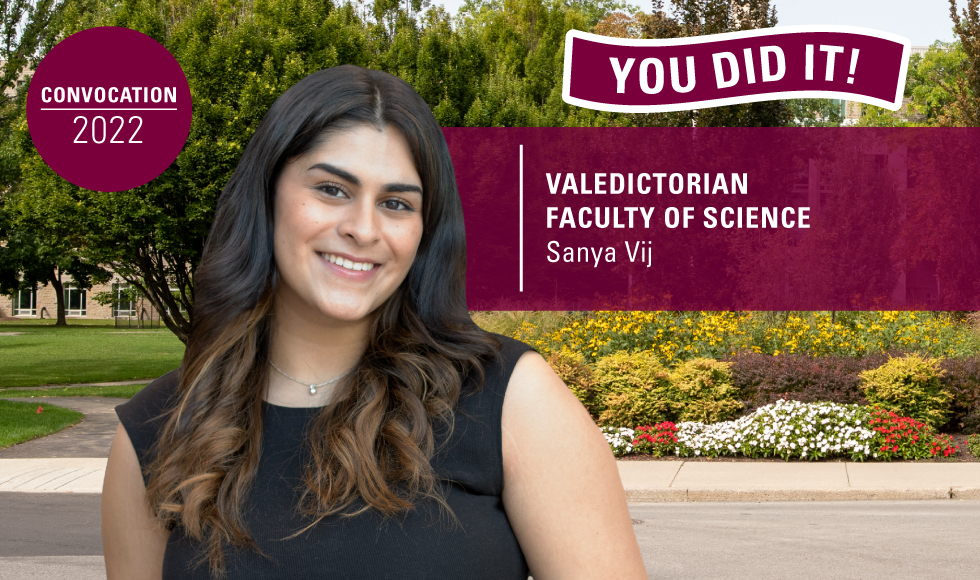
[
  {"xmin": 271, "ymin": 125, "xmax": 425, "ymax": 353},
  {"xmin": 101, "ymin": 65, "xmax": 646, "ymax": 580}
]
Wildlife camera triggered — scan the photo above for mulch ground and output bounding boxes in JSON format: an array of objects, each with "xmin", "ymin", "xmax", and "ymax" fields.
[{"xmin": 619, "ymin": 432, "xmax": 979, "ymax": 463}]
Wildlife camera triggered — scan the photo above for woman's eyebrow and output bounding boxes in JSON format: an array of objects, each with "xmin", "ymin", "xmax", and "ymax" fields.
[
  {"xmin": 308, "ymin": 162, "xmax": 422, "ymax": 196},
  {"xmin": 382, "ymin": 183, "xmax": 423, "ymax": 195},
  {"xmin": 308, "ymin": 162, "xmax": 360, "ymax": 185}
]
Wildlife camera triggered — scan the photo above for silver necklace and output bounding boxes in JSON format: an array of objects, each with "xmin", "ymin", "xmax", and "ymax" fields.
[{"xmin": 269, "ymin": 361, "xmax": 353, "ymax": 395}]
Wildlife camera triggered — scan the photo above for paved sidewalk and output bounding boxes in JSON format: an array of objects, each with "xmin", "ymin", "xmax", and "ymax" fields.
[
  {"xmin": 0, "ymin": 458, "xmax": 106, "ymax": 493},
  {"xmin": 3, "ymin": 396, "xmax": 980, "ymax": 501},
  {"xmin": 0, "ymin": 397, "xmax": 128, "ymax": 459},
  {"xmin": 5, "ymin": 455, "xmax": 980, "ymax": 500},
  {"xmin": 619, "ymin": 460, "xmax": 980, "ymax": 501}
]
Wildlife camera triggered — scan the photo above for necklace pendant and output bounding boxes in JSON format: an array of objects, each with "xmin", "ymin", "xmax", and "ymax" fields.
[{"xmin": 310, "ymin": 386, "xmax": 317, "ymax": 395}]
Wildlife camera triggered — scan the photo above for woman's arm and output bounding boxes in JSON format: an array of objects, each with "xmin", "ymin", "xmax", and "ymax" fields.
[
  {"xmin": 102, "ymin": 422, "xmax": 171, "ymax": 580},
  {"xmin": 501, "ymin": 350, "xmax": 647, "ymax": 580}
]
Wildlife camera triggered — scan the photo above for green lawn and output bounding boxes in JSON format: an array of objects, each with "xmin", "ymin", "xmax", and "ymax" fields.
[
  {"xmin": 0, "ymin": 400, "xmax": 84, "ymax": 449},
  {"xmin": 0, "ymin": 384, "xmax": 147, "ymax": 399},
  {"xmin": 0, "ymin": 320, "xmax": 183, "ymax": 388}
]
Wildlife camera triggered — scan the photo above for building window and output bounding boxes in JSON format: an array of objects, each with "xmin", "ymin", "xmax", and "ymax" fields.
[
  {"xmin": 112, "ymin": 283, "xmax": 136, "ymax": 317},
  {"xmin": 63, "ymin": 285, "xmax": 87, "ymax": 316},
  {"xmin": 12, "ymin": 287, "xmax": 37, "ymax": 316}
]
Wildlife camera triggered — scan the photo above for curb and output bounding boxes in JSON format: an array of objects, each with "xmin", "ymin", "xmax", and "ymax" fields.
[
  {"xmin": 618, "ymin": 461, "xmax": 980, "ymax": 502},
  {"xmin": 624, "ymin": 488, "xmax": 977, "ymax": 502},
  {"xmin": 952, "ymin": 487, "xmax": 980, "ymax": 500},
  {"xmin": 0, "ymin": 380, "xmax": 150, "ymax": 392}
]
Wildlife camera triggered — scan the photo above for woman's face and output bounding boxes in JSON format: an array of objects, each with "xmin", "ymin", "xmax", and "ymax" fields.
[{"xmin": 273, "ymin": 124, "xmax": 424, "ymax": 326}]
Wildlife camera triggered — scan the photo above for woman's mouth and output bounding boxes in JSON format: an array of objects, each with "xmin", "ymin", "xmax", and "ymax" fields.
[{"xmin": 317, "ymin": 252, "xmax": 377, "ymax": 272}]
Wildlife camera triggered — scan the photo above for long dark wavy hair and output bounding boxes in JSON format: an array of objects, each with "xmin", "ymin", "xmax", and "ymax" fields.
[{"xmin": 144, "ymin": 65, "xmax": 501, "ymax": 575}]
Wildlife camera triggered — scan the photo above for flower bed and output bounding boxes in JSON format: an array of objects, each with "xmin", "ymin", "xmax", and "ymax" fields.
[
  {"xmin": 507, "ymin": 312, "xmax": 980, "ymax": 432},
  {"xmin": 503, "ymin": 311, "xmax": 980, "ymax": 454},
  {"xmin": 604, "ymin": 400, "xmax": 960, "ymax": 461},
  {"xmin": 538, "ymin": 311, "xmax": 978, "ymax": 364}
]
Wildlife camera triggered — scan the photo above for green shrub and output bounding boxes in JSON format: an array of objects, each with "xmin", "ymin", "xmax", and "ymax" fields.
[
  {"xmin": 666, "ymin": 358, "xmax": 743, "ymax": 423},
  {"xmin": 858, "ymin": 354, "xmax": 952, "ymax": 429},
  {"xmin": 546, "ymin": 348, "xmax": 602, "ymax": 420},
  {"xmin": 594, "ymin": 351, "xmax": 671, "ymax": 428},
  {"xmin": 967, "ymin": 434, "xmax": 980, "ymax": 458}
]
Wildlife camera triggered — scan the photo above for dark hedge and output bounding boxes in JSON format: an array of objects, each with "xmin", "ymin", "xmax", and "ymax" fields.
[{"xmin": 725, "ymin": 352, "xmax": 980, "ymax": 432}]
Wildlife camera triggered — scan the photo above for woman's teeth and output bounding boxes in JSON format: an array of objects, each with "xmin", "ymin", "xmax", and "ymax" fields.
[{"xmin": 320, "ymin": 253, "xmax": 375, "ymax": 271}]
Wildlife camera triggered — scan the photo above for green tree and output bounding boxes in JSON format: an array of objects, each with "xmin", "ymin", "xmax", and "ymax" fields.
[
  {"xmin": 598, "ymin": 1, "xmax": 792, "ymax": 128},
  {"xmin": 0, "ymin": 204, "xmax": 47, "ymax": 305},
  {"xmin": 946, "ymin": 0, "xmax": 979, "ymax": 126},
  {"xmin": 3, "ymin": 142, "xmax": 110, "ymax": 324},
  {"xmin": 0, "ymin": 0, "xmax": 109, "ymax": 324},
  {"xmin": 858, "ymin": 41, "xmax": 966, "ymax": 127},
  {"xmin": 0, "ymin": 0, "xmax": 64, "ymax": 135},
  {"xmin": 450, "ymin": 0, "xmax": 631, "ymax": 127},
  {"xmin": 11, "ymin": 0, "xmax": 376, "ymax": 339},
  {"xmin": 859, "ymin": 0, "xmax": 980, "ymax": 129},
  {"xmin": 906, "ymin": 41, "xmax": 967, "ymax": 124},
  {"xmin": 786, "ymin": 99, "xmax": 844, "ymax": 127}
]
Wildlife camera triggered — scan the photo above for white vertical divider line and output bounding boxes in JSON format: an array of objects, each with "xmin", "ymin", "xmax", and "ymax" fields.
[{"xmin": 519, "ymin": 144, "xmax": 524, "ymax": 292}]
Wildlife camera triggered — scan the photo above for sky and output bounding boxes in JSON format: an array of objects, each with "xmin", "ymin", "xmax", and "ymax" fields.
[{"xmin": 430, "ymin": 0, "xmax": 967, "ymax": 47}]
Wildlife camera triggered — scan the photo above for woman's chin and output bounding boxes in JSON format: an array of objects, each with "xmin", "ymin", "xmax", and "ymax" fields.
[{"xmin": 312, "ymin": 304, "xmax": 374, "ymax": 326}]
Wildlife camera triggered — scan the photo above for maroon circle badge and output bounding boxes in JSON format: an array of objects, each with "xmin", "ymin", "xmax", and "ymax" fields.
[{"xmin": 26, "ymin": 27, "xmax": 192, "ymax": 192}]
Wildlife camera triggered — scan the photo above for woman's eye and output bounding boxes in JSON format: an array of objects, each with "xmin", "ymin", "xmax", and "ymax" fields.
[
  {"xmin": 382, "ymin": 199, "xmax": 413, "ymax": 211},
  {"xmin": 316, "ymin": 183, "xmax": 347, "ymax": 198}
]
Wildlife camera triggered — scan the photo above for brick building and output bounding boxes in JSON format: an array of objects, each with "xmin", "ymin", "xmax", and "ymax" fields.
[{"xmin": 0, "ymin": 277, "xmax": 165, "ymax": 322}]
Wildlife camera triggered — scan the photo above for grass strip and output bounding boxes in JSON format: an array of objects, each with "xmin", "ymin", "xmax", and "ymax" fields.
[
  {"xmin": 0, "ymin": 323, "xmax": 182, "ymax": 388},
  {"xmin": 0, "ymin": 400, "xmax": 85, "ymax": 449},
  {"xmin": 0, "ymin": 384, "xmax": 147, "ymax": 399}
]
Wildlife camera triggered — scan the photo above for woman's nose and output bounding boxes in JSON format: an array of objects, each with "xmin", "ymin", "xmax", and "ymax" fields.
[{"xmin": 337, "ymin": 197, "xmax": 380, "ymax": 245}]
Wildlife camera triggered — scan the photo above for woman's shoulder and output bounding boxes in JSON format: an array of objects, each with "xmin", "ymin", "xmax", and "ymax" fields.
[
  {"xmin": 481, "ymin": 332, "xmax": 536, "ymax": 374},
  {"xmin": 452, "ymin": 332, "xmax": 540, "ymax": 430},
  {"xmin": 114, "ymin": 370, "xmax": 181, "ymax": 469},
  {"xmin": 468, "ymin": 333, "xmax": 538, "ymax": 399}
]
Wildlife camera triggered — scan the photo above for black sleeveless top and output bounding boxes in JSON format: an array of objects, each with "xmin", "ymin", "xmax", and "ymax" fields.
[{"xmin": 115, "ymin": 334, "xmax": 533, "ymax": 580}]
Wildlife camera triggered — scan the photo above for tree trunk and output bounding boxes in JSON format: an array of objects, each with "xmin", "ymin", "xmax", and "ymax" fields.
[{"xmin": 48, "ymin": 266, "xmax": 66, "ymax": 326}]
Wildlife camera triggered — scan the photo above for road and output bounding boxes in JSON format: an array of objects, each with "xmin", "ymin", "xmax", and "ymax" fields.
[
  {"xmin": 2, "ymin": 496, "xmax": 978, "ymax": 579},
  {"xmin": 0, "ymin": 493, "xmax": 104, "ymax": 580},
  {"xmin": 632, "ymin": 501, "xmax": 980, "ymax": 579}
]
